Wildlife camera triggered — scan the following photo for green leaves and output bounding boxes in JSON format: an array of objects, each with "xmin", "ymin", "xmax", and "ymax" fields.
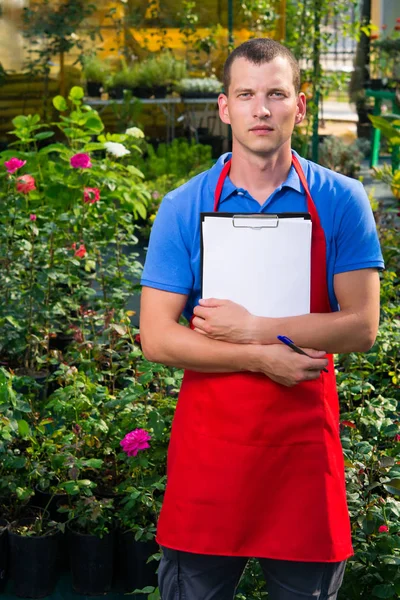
[
  {"xmin": 69, "ymin": 86, "xmax": 85, "ymax": 102},
  {"xmin": 372, "ymin": 583, "xmax": 396, "ymax": 598},
  {"xmin": 383, "ymin": 479, "xmax": 400, "ymax": 497},
  {"xmin": 369, "ymin": 116, "xmax": 400, "ymax": 146},
  {"xmin": 17, "ymin": 419, "xmax": 30, "ymax": 438},
  {"xmin": 34, "ymin": 131, "xmax": 55, "ymax": 141},
  {"xmin": 53, "ymin": 95, "xmax": 68, "ymax": 112}
]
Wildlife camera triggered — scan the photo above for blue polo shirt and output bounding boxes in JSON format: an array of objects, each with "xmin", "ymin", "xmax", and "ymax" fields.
[{"xmin": 141, "ymin": 151, "xmax": 384, "ymax": 321}]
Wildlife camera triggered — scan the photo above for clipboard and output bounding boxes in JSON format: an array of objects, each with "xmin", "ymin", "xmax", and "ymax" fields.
[{"xmin": 200, "ymin": 212, "xmax": 312, "ymax": 318}]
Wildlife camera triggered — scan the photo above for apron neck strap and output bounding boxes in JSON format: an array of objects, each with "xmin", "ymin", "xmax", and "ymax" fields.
[
  {"xmin": 213, "ymin": 159, "xmax": 232, "ymax": 212},
  {"xmin": 213, "ymin": 154, "xmax": 321, "ymax": 228}
]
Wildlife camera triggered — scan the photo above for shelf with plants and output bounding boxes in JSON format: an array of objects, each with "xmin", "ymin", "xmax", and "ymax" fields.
[
  {"xmin": 106, "ymin": 52, "xmax": 187, "ymax": 100},
  {"xmin": 176, "ymin": 76, "xmax": 223, "ymax": 99},
  {"xmin": 81, "ymin": 55, "xmax": 113, "ymax": 98}
]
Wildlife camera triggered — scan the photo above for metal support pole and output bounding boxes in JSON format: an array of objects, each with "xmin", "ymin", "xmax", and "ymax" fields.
[{"xmin": 311, "ymin": 0, "xmax": 322, "ymax": 163}]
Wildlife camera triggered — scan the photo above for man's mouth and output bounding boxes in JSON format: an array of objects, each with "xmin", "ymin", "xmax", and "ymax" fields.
[{"xmin": 249, "ymin": 125, "xmax": 274, "ymax": 134}]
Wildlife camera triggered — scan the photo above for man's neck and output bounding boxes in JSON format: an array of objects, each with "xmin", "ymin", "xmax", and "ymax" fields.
[{"xmin": 229, "ymin": 145, "xmax": 293, "ymax": 205}]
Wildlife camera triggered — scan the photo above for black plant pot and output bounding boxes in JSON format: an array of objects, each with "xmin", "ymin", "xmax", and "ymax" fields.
[
  {"xmin": 181, "ymin": 90, "xmax": 220, "ymax": 99},
  {"xmin": 0, "ymin": 520, "xmax": 9, "ymax": 592},
  {"xmin": 48, "ymin": 332, "xmax": 74, "ymax": 353},
  {"xmin": 86, "ymin": 81, "xmax": 102, "ymax": 97},
  {"xmin": 9, "ymin": 522, "xmax": 61, "ymax": 598},
  {"xmin": 68, "ymin": 527, "xmax": 115, "ymax": 594},
  {"xmin": 108, "ymin": 85, "xmax": 135, "ymax": 100},
  {"xmin": 117, "ymin": 531, "xmax": 158, "ymax": 592},
  {"xmin": 133, "ymin": 86, "xmax": 168, "ymax": 99},
  {"xmin": 364, "ymin": 78, "xmax": 388, "ymax": 90}
]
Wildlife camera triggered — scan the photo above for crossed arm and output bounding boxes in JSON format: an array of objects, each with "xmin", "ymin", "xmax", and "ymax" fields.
[
  {"xmin": 192, "ymin": 269, "xmax": 381, "ymax": 354},
  {"xmin": 140, "ymin": 268, "xmax": 380, "ymax": 387}
]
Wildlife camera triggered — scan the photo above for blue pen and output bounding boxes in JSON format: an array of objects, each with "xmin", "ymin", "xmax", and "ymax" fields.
[{"xmin": 277, "ymin": 335, "xmax": 328, "ymax": 373}]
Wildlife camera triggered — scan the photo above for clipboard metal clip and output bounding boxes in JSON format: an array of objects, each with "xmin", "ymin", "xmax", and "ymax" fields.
[{"xmin": 232, "ymin": 214, "xmax": 279, "ymax": 229}]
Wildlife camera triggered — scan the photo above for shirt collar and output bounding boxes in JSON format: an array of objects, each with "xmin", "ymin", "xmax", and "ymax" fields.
[{"xmin": 208, "ymin": 150, "xmax": 307, "ymax": 205}]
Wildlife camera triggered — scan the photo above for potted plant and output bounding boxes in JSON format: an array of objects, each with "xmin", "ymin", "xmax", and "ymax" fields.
[
  {"xmin": 115, "ymin": 481, "xmax": 162, "ymax": 592},
  {"xmin": 0, "ymin": 519, "xmax": 8, "ymax": 593},
  {"xmin": 133, "ymin": 52, "xmax": 187, "ymax": 98},
  {"xmin": 107, "ymin": 62, "xmax": 140, "ymax": 99},
  {"xmin": 177, "ymin": 76, "xmax": 222, "ymax": 99},
  {"xmin": 61, "ymin": 495, "xmax": 115, "ymax": 594},
  {"xmin": 8, "ymin": 507, "xmax": 62, "ymax": 598},
  {"xmin": 112, "ymin": 428, "xmax": 164, "ymax": 592},
  {"xmin": 81, "ymin": 55, "xmax": 112, "ymax": 98}
]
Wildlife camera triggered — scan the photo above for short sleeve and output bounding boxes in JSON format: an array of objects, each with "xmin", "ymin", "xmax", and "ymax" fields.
[
  {"xmin": 334, "ymin": 181, "xmax": 384, "ymax": 274},
  {"xmin": 141, "ymin": 197, "xmax": 194, "ymax": 294}
]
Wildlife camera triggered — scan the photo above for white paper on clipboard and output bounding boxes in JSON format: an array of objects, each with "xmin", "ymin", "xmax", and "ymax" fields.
[{"xmin": 201, "ymin": 213, "xmax": 312, "ymax": 318}]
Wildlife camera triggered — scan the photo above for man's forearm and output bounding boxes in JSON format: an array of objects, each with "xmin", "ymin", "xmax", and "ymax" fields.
[
  {"xmin": 251, "ymin": 310, "xmax": 377, "ymax": 354},
  {"xmin": 141, "ymin": 321, "xmax": 258, "ymax": 373}
]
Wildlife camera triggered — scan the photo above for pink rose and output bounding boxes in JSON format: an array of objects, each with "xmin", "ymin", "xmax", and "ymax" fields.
[
  {"xmin": 70, "ymin": 153, "xmax": 92, "ymax": 169},
  {"xmin": 30, "ymin": 214, "xmax": 37, "ymax": 221},
  {"xmin": 378, "ymin": 525, "xmax": 389, "ymax": 533},
  {"xmin": 74, "ymin": 244, "xmax": 87, "ymax": 258},
  {"xmin": 83, "ymin": 187, "xmax": 100, "ymax": 204},
  {"xmin": 395, "ymin": 434, "xmax": 400, "ymax": 442},
  {"xmin": 16, "ymin": 174, "xmax": 36, "ymax": 194},
  {"xmin": 4, "ymin": 158, "xmax": 26, "ymax": 174},
  {"xmin": 120, "ymin": 429, "xmax": 151, "ymax": 457}
]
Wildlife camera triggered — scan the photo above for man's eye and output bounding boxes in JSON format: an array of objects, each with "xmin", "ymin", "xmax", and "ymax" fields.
[
  {"xmin": 271, "ymin": 92, "xmax": 284, "ymax": 97},
  {"xmin": 238, "ymin": 92, "xmax": 252, "ymax": 98}
]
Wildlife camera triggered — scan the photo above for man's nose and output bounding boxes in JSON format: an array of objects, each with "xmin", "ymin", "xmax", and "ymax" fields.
[{"xmin": 253, "ymin": 101, "xmax": 271, "ymax": 118}]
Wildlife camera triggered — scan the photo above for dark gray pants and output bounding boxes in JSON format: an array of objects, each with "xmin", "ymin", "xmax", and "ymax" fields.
[{"xmin": 159, "ymin": 547, "xmax": 346, "ymax": 600}]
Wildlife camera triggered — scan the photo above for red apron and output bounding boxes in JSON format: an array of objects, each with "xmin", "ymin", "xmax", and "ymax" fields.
[{"xmin": 156, "ymin": 155, "xmax": 353, "ymax": 562}]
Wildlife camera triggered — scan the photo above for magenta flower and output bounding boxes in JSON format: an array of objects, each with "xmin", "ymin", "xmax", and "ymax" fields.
[
  {"xmin": 70, "ymin": 153, "xmax": 92, "ymax": 169},
  {"xmin": 378, "ymin": 525, "xmax": 389, "ymax": 533},
  {"xmin": 30, "ymin": 214, "xmax": 37, "ymax": 221},
  {"xmin": 120, "ymin": 429, "xmax": 151, "ymax": 457},
  {"xmin": 4, "ymin": 157, "xmax": 26, "ymax": 174}
]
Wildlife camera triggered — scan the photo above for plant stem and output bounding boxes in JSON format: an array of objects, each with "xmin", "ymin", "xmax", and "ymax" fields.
[{"xmin": 25, "ymin": 227, "xmax": 36, "ymax": 370}]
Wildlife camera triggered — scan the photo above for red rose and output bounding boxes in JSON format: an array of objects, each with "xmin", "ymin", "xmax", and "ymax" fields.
[
  {"xmin": 341, "ymin": 421, "xmax": 356, "ymax": 429},
  {"xmin": 74, "ymin": 244, "xmax": 87, "ymax": 258},
  {"xmin": 83, "ymin": 187, "xmax": 100, "ymax": 204},
  {"xmin": 378, "ymin": 525, "xmax": 389, "ymax": 533},
  {"xmin": 16, "ymin": 174, "xmax": 36, "ymax": 194}
]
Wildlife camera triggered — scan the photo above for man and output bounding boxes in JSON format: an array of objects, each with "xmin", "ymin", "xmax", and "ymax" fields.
[{"xmin": 140, "ymin": 38, "xmax": 383, "ymax": 600}]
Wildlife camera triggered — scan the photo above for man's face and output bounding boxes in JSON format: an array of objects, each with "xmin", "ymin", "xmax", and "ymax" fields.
[{"xmin": 218, "ymin": 56, "xmax": 306, "ymax": 157}]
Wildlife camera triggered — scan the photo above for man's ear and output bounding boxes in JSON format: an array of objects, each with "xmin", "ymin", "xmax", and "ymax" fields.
[
  {"xmin": 218, "ymin": 93, "xmax": 231, "ymax": 125},
  {"xmin": 295, "ymin": 92, "xmax": 307, "ymax": 125}
]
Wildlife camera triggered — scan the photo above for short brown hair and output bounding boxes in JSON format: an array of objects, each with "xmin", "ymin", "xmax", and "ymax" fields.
[{"xmin": 223, "ymin": 38, "xmax": 301, "ymax": 95}]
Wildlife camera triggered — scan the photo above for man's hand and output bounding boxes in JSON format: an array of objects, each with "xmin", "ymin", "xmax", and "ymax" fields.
[
  {"xmin": 251, "ymin": 344, "xmax": 329, "ymax": 387},
  {"xmin": 192, "ymin": 298, "xmax": 259, "ymax": 344}
]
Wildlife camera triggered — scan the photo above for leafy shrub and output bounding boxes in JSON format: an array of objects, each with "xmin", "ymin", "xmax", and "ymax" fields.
[
  {"xmin": 318, "ymin": 136, "xmax": 370, "ymax": 178},
  {"xmin": 136, "ymin": 138, "xmax": 213, "ymax": 181}
]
